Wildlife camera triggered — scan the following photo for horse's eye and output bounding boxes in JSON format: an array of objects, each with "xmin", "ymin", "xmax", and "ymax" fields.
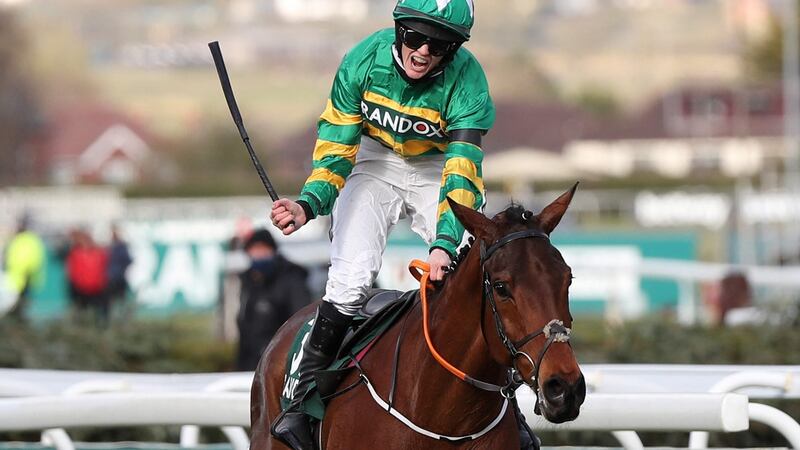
[{"xmin": 492, "ymin": 281, "xmax": 512, "ymax": 299}]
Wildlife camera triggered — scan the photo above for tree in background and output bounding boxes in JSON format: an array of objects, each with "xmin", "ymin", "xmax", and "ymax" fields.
[
  {"xmin": 125, "ymin": 124, "xmax": 281, "ymax": 197},
  {"xmin": 0, "ymin": 8, "xmax": 43, "ymax": 186},
  {"xmin": 573, "ymin": 85, "xmax": 621, "ymax": 118}
]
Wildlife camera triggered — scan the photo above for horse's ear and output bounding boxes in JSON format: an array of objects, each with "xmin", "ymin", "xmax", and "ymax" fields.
[
  {"xmin": 538, "ymin": 182, "xmax": 578, "ymax": 235},
  {"xmin": 447, "ymin": 197, "xmax": 494, "ymax": 239}
]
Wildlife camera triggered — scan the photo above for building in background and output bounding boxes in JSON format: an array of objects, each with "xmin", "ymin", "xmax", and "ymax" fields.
[
  {"xmin": 38, "ymin": 103, "xmax": 164, "ymax": 186},
  {"xmin": 565, "ymin": 84, "xmax": 787, "ymax": 180}
]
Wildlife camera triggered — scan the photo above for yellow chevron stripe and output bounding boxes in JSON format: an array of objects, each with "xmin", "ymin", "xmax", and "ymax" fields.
[
  {"xmin": 362, "ymin": 124, "xmax": 397, "ymax": 151},
  {"xmin": 364, "ymin": 123, "xmax": 446, "ymax": 156},
  {"xmin": 363, "ymin": 91, "xmax": 443, "ymax": 125},
  {"xmin": 437, "ymin": 189, "xmax": 477, "ymax": 217},
  {"xmin": 320, "ymin": 99, "xmax": 362, "ymax": 126},
  {"xmin": 442, "ymin": 157, "xmax": 485, "ymax": 192},
  {"xmin": 305, "ymin": 168, "xmax": 346, "ymax": 191},
  {"xmin": 312, "ymin": 139, "xmax": 358, "ymax": 164},
  {"xmin": 451, "ymin": 140, "xmax": 483, "ymax": 154}
]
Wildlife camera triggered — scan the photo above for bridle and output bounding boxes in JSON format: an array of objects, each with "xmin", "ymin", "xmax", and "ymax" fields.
[
  {"xmin": 478, "ymin": 229, "xmax": 572, "ymax": 409},
  {"xmin": 411, "ymin": 227, "xmax": 572, "ymax": 403}
]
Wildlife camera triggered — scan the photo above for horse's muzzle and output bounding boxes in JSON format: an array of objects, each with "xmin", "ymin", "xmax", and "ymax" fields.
[{"xmin": 539, "ymin": 373, "xmax": 586, "ymax": 424}]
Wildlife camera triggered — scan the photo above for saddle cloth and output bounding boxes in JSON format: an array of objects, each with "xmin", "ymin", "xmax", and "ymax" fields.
[{"xmin": 279, "ymin": 289, "xmax": 418, "ymax": 420}]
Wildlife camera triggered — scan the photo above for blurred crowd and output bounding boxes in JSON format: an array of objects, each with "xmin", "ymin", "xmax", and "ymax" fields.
[
  {"xmin": 57, "ymin": 224, "xmax": 133, "ymax": 326},
  {"xmin": 0, "ymin": 212, "xmax": 314, "ymax": 371},
  {"xmin": 1, "ymin": 215, "xmax": 134, "ymax": 326}
]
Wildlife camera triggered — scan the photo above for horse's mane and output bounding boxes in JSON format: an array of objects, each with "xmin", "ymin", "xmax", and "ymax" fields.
[
  {"xmin": 445, "ymin": 203, "xmax": 533, "ymax": 275},
  {"xmin": 499, "ymin": 203, "xmax": 533, "ymax": 227}
]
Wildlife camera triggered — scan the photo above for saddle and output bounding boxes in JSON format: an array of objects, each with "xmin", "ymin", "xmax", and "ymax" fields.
[
  {"xmin": 279, "ymin": 288, "xmax": 418, "ymax": 420},
  {"xmin": 358, "ymin": 288, "xmax": 407, "ymax": 318}
]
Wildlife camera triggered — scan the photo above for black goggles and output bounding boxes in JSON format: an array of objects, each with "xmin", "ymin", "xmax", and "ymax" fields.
[{"xmin": 398, "ymin": 26, "xmax": 459, "ymax": 57}]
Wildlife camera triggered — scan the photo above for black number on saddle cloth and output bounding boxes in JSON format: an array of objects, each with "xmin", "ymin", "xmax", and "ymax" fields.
[{"xmin": 279, "ymin": 290, "xmax": 418, "ymax": 420}]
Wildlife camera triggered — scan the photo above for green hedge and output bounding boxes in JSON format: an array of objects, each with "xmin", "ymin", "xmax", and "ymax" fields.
[
  {"xmin": 1, "ymin": 314, "xmax": 799, "ymax": 447},
  {"xmin": 5, "ymin": 315, "xmax": 798, "ymax": 372},
  {"xmin": 0, "ymin": 314, "xmax": 234, "ymax": 373},
  {"xmin": 573, "ymin": 316, "xmax": 800, "ymax": 365}
]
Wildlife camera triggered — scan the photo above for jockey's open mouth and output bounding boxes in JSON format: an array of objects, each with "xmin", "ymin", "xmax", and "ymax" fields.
[{"xmin": 401, "ymin": 46, "xmax": 443, "ymax": 79}]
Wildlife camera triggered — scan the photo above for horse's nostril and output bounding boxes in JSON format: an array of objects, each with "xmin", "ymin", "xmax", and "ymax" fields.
[{"xmin": 543, "ymin": 377, "xmax": 567, "ymax": 405}]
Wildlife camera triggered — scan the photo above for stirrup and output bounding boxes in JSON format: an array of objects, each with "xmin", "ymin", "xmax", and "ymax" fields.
[{"xmin": 271, "ymin": 409, "xmax": 316, "ymax": 450}]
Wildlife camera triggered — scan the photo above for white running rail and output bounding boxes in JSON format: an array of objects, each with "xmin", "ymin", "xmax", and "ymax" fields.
[
  {"xmin": 3, "ymin": 366, "xmax": 800, "ymax": 449},
  {"xmin": 0, "ymin": 391, "xmax": 747, "ymax": 439}
]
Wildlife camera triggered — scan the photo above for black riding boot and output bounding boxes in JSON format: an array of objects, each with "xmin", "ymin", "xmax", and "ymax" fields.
[
  {"xmin": 512, "ymin": 395, "xmax": 541, "ymax": 450},
  {"xmin": 271, "ymin": 302, "xmax": 352, "ymax": 450}
]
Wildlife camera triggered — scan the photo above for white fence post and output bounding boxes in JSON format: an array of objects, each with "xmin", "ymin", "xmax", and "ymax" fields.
[
  {"xmin": 688, "ymin": 371, "xmax": 800, "ymax": 449},
  {"xmin": 748, "ymin": 403, "xmax": 800, "ymax": 449},
  {"xmin": 41, "ymin": 379, "xmax": 131, "ymax": 450},
  {"xmin": 611, "ymin": 431, "xmax": 644, "ymax": 450},
  {"xmin": 179, "ymin": 375, "xmax": 252, "ymax": 450}
]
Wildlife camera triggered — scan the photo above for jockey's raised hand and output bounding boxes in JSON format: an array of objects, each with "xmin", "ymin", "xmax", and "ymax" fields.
[
  {"xmin": 270, "ymin": 199, "xmax": 307, "ymax": 235},
  {"xmin": 427, "ymin": 248, "xmax": 451, "ymax": 281}
]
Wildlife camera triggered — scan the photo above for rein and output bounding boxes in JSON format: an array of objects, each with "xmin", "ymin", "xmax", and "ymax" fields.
[
  {"xmin": 410, "ymin": 229, "xmax": 572, "ymax": 406},
  {"xmin": 409, "ymin": 260, "xmax": 515, "ymax": 394}
]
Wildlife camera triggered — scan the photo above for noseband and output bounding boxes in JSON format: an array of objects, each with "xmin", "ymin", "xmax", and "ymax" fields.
[{"xmin": 479, "ymin": 229, "xmax": 572, "ymax": 404}]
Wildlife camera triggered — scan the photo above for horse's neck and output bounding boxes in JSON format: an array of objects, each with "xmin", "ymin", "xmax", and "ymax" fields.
[
  {"xmin": 433, "ymin": 249, "xmax": 506, "ymax": 381},
  {"xmin": 408, "ymin": 248, "xmax": 508, "ymax": 423},
  {"xmin": 428, "ymin": 249, "xmax": 485, "ymax": 360}
]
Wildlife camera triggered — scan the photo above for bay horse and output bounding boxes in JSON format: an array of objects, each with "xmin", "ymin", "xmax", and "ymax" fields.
[{"xmin": 251, "ymin": 184, "xmax": 586, "ymax": 449}]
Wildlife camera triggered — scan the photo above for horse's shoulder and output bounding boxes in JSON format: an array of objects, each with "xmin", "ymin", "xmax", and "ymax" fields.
[
  {"xmin": 268, "ymin": 301, "xmax": 319, "ymax": 350},
  {"xmin": 257, "ymin": 301, "xmax": 320, "ymax": 381}
]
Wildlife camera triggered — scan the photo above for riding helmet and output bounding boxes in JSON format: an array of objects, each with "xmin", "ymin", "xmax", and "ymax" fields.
[{"xmin": 393, "ymin": 0, "xmax": 474, "ymax": 42}]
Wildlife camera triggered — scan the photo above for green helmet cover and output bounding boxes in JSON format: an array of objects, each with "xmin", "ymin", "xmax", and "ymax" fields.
[{"xmin": 393, "ymin": 0, "xmax": 474, "ymax": 41}]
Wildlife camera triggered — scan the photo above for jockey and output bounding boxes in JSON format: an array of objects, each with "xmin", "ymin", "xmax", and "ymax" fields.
[{"xmin": 270, "ymin": 1, "xmax": 504, "ymax": 448}]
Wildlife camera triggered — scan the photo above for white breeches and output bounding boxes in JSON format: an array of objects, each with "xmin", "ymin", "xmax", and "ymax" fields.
[{"xmin": 323, "ymin": 137, "xmax": 444, "ymax": 315}]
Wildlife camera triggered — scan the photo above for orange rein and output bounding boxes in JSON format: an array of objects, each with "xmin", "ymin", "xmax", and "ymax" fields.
[{"xmin": 408, "ymin": 259, "xmax": 470, "ymax": 383}]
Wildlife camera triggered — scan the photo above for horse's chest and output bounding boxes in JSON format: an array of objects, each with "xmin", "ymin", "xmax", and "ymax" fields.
[{"xmin": 322, "ymin": 387, "xmax": 518, "ymax": 450}]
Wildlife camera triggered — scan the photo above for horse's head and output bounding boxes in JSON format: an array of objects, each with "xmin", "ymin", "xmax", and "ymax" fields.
[{"xmin": 448, "ymin": 183, "xmax": 585, "ymax": 423}]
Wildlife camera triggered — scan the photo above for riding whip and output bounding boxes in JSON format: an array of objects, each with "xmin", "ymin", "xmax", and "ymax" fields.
[{"xmin": 208, "ymin": 41, "xmax": 280, "ymax": 201}]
